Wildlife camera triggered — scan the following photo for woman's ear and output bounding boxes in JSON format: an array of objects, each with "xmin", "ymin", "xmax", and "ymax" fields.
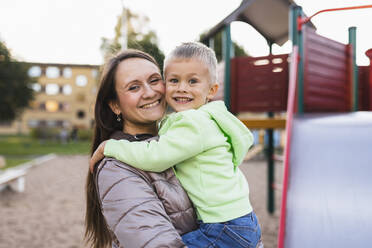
[
  {"xmin": 207, "ymin": 83, "xmax": 219, "ymax": 101},
  {"xmin": 108, "ymin": 100, "xmax": 121, "ymax": 115}
]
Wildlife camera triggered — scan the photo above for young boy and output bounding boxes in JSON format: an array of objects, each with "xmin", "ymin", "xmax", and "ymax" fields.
[{"xmin": 90, "ymin": 42, "xmax": 262, "ymax": 247}]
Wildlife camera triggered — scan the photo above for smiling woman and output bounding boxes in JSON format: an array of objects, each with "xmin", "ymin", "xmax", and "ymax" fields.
[
  {"xmin": 108, "ymin": 57, "xmax": 166, "ymax": 134},
  {"xmin": 85, "ymin": 49, "xmax": 197, "ymax": 248}
]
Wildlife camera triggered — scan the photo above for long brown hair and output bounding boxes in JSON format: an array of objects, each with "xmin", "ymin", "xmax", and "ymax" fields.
[{"xmin": 85, "ymin": 49, "xmax": 159, "ymax": 248}]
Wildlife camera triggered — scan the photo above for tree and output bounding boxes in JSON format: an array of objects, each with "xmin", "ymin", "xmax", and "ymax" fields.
[
  {"xmin": 101, "ymin": 9, "xmax": 165, "ymax": 70},
  {"xmin": 199, "ymin": 32, "xmax": 248, "ymax": 62},
  {"xmin": 0, "ymin": 41, "xmax": 34, "ymax": 122}
]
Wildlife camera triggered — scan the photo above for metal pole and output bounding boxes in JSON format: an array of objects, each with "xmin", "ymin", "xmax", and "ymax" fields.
[
  {"xmin": 349, "ymin": 27, "xmax": 358, "ymax": 111},
  {"xmin": 267, "ymin": 113, "xmax": 275, "ymax": 214},
  {"xmin": 209, "ymin": 37, "xmax": 215, "ymax": 51},
  {"xmin": 267, "ymin": 42, "xmax": 275, "ymax": 214},
  {"xmin": 120, "ymin": 0, "xmax": 128, "ymax": 50},
  {"xmin": 290, "ymin": 5, "xmax": 304, "ymax": 114},
  {"xmin": 222, "ymin": 24, "xmax": 232, "ymax": 110}
]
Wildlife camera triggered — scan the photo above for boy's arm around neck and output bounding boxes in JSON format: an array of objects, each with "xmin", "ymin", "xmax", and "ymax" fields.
[{"xmin": 104, "ymin": 112, "xmax": 205, "ymax": 172}]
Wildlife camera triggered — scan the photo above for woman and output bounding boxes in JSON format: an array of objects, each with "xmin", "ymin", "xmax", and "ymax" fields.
[{"xmin": 85, "ymin": 49, "xmax": 197, "ymax": 248}]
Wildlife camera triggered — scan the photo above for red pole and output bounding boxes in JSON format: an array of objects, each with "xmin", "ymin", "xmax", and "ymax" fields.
[
  {"xmin": 298, "ymin": 5, "xmax": 372, "ymax": 31},
  {"xmin": 277, "ymin": 46, "xmax": 299, "ymax": 248}
]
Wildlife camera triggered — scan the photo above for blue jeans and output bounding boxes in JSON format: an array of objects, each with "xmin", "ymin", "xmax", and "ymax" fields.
[{"xmin": 182, "ymin": 212, "xmax": 262, "ymax": 248}]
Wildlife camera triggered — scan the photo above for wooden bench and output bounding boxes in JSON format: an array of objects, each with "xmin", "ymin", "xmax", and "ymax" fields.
[{"xmin": 0, "ymin": 169, "xmax": 27, "ymax": 192}]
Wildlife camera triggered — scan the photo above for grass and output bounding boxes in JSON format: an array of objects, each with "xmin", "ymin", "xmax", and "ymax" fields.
[{"xmin": 0, "ymin": 135, "xmax": 90, "ymax": 170}]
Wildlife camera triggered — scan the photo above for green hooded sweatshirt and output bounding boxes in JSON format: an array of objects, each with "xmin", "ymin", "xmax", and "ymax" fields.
[{"xmin": 104, "ymin": 101, "xmax": 254, "ymax": 223}]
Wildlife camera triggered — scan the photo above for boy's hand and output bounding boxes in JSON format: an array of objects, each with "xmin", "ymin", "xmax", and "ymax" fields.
[{"xmin": 89, "ymin": 141, "xmax": 107, "ymax": 173}]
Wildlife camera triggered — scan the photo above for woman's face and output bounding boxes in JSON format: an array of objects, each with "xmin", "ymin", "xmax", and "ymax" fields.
[{"xmin": 110, "ymin": 58, "xmax": 166, "ymax": 132}]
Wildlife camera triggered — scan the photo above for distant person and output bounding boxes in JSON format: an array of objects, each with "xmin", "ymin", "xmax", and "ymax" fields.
[
  {"xmin": 70, "ymin": 126, "xmax": 78, "ymax": 142},
  {"xmin": 85, "ymin": 49, "xmax": 197, "ymax": 248},
  {"xmin": 59, "ymin": 128, "xmax": 68, "ymax": 144},
  {"xmin": 90, "ymin": 42, "xmax": 263, "ymax": 248}
]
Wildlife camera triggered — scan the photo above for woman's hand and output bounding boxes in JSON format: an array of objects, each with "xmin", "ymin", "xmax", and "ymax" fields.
[{"xmin": 89, "ymin": 141, "xmax": 107, "ymax": 173}]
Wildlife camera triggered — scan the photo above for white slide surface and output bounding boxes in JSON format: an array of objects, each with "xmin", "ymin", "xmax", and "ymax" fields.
[{"xmin": 284, "ymin": 112, "xmax": 372, "ymax": 248}]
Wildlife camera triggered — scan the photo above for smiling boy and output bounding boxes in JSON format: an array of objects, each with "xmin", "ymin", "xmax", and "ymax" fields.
[{"xmin": 90, "ymin": 42, "xmax": 263, "ymax": 248}]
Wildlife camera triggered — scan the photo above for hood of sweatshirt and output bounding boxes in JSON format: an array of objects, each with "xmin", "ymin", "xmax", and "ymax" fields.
[{"xmin": 199, "ymin": 101, "xmax": 253, "ymax": 167}]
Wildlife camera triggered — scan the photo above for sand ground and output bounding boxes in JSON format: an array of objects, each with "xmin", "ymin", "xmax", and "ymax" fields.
[{"xmin": 0, "ymin": 155, "xmax": 283, "ymax": 248}]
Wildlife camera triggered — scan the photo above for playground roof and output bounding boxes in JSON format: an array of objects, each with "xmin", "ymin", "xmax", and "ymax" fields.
[{"xmin": 202, "ymin": 0, "xmax": 314, "ymax": 46}]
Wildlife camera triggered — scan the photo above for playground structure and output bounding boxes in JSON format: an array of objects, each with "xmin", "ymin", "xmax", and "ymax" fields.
[
  {"xmin": 203, "ymin": 1, "xmax": 372, "ymax": 247},
  {"xmin": 203, "ymin": 0, "xmax": 306, "ymax": 214},
  {"xmin": 278, "ymin": 5, "xmax": 372, "ymax": 248}
]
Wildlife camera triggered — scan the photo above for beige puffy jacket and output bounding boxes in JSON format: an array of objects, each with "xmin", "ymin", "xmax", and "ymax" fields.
[{"xmin": 95, "ymin": 131, "xmax": 197, "ymax": 248}]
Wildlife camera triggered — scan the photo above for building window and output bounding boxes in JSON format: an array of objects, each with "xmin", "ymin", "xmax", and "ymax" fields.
[
  {"xmin": 27, "ymin": 119, "xmax": 39, "ymax": 128},
  {"xmin": 29, "ymin": 101, "xmax": 39, "ymax": 109},
  {"xmin": 46, "ymin": 100, "xmax": 59, "ymax": 112},
  {"xmin": 46, "ymin": 66, "xmax": 60, "ymax": 78},
  {"xmin": 58, "ymin": 102, "xmax": 70, "ymax": 112},
  {"xmin": 63, "ymin": 67, "xmax": 72, "ymax": 78},
  {"xmin": 0, "ymin": 121, "xmax": 12, "ymax": 127},
  {"xmin": 92, "ymin": 69, "xmax": 98, "ymax": 78},
  {"xmin": 55, "ymin": 120, "xmax": 63, "ymax": 127},
  {"xmin": 39, "ymin": 102, "xmax": 46, "ymax": 111},
  {"xmin": 76, "ymin": 93, "xmax": 85, "ymax": 102},
  {"xmin": 62, "ymin": 103, "xmax": 70, "ymax": 111},
  {"xmin": 77, "ymin": 110, "xmax": 85, "ymax": 119},
  {"xmin": 47, "ymin": 120, "xmax": 57, "ymax": 127},
  {"xmin": 45, "ymin": 84, "xmax": 59, "ymax": 95},
  {"xmin": 28, "ymin": 66, "xmax": 42, "ymax": 77},
  {"xmin": 76, "ymin": 75, "xmax": 87, "ymax": 87},
  {"xmin": 39, "ymin": 120, "xmax": 47, "ymax": 126},
  {"xmin": 62, "ymin": 84, "xmax": 72, "ymax": 95},
  {"xmin": 62, "ymin": 120, "xmax": 70, "ymax": 128},
  {"xmin": 31, "ymin": 83, "xmax": 42, "ymax": 92}
]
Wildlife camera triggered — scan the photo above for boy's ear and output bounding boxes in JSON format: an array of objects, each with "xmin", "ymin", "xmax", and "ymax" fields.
[
  {"xmin": 207, "ymin": 83, "xmax": 219, "ymax": 100},
  {"xmin": 108, "ymin": 100, "xmax": 121, "ymax": 115}
]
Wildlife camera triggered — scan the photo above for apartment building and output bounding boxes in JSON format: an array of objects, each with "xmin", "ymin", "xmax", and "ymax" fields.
[{"xmin": 0, "ymin": 62, "xmax": 100, "ymax": 134}]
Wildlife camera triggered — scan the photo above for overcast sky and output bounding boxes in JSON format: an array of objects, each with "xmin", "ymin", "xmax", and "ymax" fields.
[{"xmin": 1, "ymin": 0, "xmax": 371, "ymax": 65}]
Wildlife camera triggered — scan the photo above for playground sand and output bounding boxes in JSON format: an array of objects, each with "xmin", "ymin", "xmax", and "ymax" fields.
[{"xmin": 0, "ymin": 154, "xmax": 283, "ymax": 248}]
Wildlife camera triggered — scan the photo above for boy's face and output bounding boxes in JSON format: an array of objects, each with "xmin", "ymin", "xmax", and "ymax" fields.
[{"xmin": 164, "ymin": 58, "xmax": 218, "ymax": 112}]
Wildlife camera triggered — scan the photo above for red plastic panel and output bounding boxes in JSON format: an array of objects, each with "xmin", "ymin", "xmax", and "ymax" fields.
[
  {"xmin": 358, "ymin": 66, "xmax": 370, "ymax": 111},
  {"xmin": 230, "ymin": 54, "xmax": 289, "ymax": 113},
  {"xmin": 303, "ymin": 26, "xmax": 351, "ymax": 112},
  {"xmin": 366, "ymin": 49, "xmax": 372, "ymax": 111}
]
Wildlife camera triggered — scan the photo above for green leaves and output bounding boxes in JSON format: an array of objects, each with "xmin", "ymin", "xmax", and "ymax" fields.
[
  {"xmin": 199, "ymin": 32, "xmax": 248, "ymax": 62},
  {"xmin": 0, "ymin": 41, "xmax": 34, "ymax": 122},
  {"xmin": 100, "ymin": 8, "xmax": 165, "ymax": 71}
]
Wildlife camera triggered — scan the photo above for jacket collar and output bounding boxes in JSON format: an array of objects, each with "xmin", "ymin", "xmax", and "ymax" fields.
[{"xmin": 110, "ymin": 131, "xmax": 154, "ymax": 142}]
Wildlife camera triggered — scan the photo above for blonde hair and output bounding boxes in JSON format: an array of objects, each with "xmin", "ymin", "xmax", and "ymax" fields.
[{"xmin": 164, "ymin": 42, "xmax": 218, "ymax": 84}]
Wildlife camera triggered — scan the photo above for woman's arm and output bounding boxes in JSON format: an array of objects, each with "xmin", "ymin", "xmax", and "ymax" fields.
[{"xmin": 96, "ymin": 158, "xmax": 186, "ymax": 247}]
